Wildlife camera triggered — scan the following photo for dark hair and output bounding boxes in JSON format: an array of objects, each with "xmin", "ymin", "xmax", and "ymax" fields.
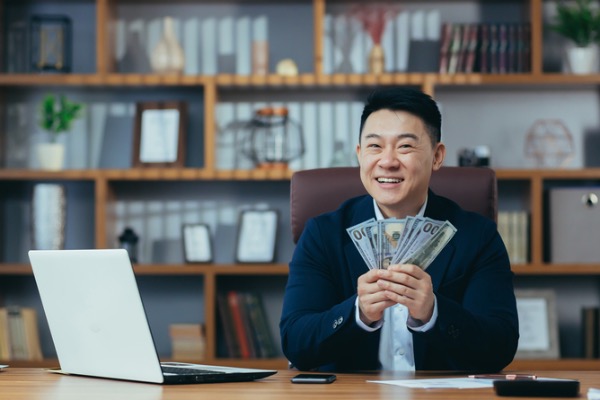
[{"xmin": 359, "ymin": 87, "xmax": 441, "ymax": 144}]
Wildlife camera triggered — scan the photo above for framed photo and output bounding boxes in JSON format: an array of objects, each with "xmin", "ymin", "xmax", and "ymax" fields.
[
  {"xmin": 182, "ymin": 224, "xmax": 213, "ymax": 263},
  {"xmin": 30, "ymin": 15, "xmax": 72, "ymax": 73},
  {"xmin": 514, "ymin": 289, "xmax": 560, "ymax": 359},
  {"xmin": 133, "ymin": 101, "xmax": 186, "ymax": 168},
  {"xmin": 235, "ymin": 209, "xmax": 278, "ymax": 263}
]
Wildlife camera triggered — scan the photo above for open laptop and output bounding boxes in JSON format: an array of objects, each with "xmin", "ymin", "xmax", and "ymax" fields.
[{"xmin": 28, "ymin": 249, "xmax": 277, "ymax": 384}]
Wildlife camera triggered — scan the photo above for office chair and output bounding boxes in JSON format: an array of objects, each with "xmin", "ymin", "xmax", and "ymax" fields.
[{"xmin": 290, "ymin": 166, "xmax": 497, "ymax": 243}]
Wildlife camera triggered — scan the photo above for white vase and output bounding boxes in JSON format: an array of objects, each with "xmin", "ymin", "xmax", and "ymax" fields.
[
  {"xmin": 567, "ymin": 45, "xmax": 597, "ymax": 74},
  {"xmin": 37, "ymin": 143, "xmax": 65, "ymax": 171},
  {"xmin": 150, "ymin": 17, "xmax": 185, "ymax": 74}
]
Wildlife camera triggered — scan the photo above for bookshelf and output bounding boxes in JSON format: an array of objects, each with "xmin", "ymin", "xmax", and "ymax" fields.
[{"xmin": 2, "ymin": 0, "xmax": 600, "ymax": 370}]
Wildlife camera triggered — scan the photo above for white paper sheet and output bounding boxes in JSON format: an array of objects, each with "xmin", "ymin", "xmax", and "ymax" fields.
[{"xmin": 368, "ymin": 377, "xmax": 494, "ymax": 389}]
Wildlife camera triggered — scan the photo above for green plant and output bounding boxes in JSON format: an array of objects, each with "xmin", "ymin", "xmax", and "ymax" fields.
[
  {"xmin": 551, "ymin": 0, "xmax": 600, "ymax": 47},
  {"xmin": 39, "ymin": 94, "xmax": 84, "ymax": 142}
]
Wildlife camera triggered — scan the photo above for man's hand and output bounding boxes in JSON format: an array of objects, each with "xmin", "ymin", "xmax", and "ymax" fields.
[
  {"xmin": 356, "ymin": 269, "xmax": 395, "ymax": 325},
  {"xmin": 374, "ymin": 264, "xmax": 435, "ymax": 323}
]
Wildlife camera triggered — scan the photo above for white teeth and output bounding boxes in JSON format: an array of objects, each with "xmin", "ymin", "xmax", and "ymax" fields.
[{"xmin": 377, "ymin": 178, "xmax": 400, "ymax": 183}]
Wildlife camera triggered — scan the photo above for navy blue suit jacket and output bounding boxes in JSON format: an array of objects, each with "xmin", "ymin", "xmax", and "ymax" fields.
[{"xmin": 280, "ymin": 190, "xmax": 519, "ymax": 372}]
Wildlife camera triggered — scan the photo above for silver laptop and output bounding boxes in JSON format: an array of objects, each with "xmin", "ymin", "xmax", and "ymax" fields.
[{"xmin": 28, "ymin": 249, "xmax": 277, "ymax": 384}]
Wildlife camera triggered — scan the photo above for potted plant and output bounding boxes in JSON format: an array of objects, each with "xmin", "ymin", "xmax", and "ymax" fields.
[
  {"xmin": 551, "ymin": 0, "xmax": 600, "ymax": 74},
  {"xmin": 37, "ymin": 94, "xmax": 84, "ymax": 170}
]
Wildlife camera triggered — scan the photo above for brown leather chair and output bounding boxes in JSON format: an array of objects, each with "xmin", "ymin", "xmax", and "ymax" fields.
[{"xmin": 290, "ymin": 166, "xmax": 497, "ymax": 243}]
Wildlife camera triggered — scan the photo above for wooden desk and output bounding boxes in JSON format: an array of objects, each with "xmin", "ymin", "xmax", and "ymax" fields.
[{"xmin": 0, "ymin": 369, "xmax": 598, "ymax": 399}]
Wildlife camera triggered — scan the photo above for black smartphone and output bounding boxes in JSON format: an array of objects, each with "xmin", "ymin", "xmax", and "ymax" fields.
[
  {"xmin": 290, "ymin": 373, "xmax": 337, "ymax": 384},
  {"xmin": 493, "ymin": 379, "xmax": 579, "ymax": 397}
]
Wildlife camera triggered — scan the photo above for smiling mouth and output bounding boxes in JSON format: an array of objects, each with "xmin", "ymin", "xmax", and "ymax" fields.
[{"xmin": 376, "ymin": 177, "xmax": 402, "ymax": 183}]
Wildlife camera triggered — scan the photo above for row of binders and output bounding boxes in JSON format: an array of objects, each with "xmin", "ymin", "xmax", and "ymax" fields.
[
  {"xmin": 439, "ymin": 22, "xmax": 531, "ymax": 74},
  {"xmin": 0, "ymin": 307, "xmax": 43, "ymax": 361},
  {"xmin": 497, "ymin": 211, "xmax": 529, "ymax": 265},
  {"xmin": 217, "ymin": 291, "xmax": 278, "ymax": 359}
]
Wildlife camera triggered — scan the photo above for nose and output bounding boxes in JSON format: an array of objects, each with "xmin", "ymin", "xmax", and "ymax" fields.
[{"xmin": 378, "ymin": 146, "xmax": 400, "ymax": 168}]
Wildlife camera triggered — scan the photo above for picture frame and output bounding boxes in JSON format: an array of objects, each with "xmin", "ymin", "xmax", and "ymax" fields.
[
  {"xmin": 182, "ymin": 224, "xmax": 213, "ymax": 263},
  {"xmin": 30, "ymin": 14, "xmax": 72, "ymax": 73},
  {"xmin": 514, "ymin": 289, "xmax": 560, "ymax": 359},
  {"xmin": 235, "ymin": 209, "xmax": 278, "ymax": 263},
  {"xmin": 133, "ymin": 101, "xmax": 187, "ymax": 168}
]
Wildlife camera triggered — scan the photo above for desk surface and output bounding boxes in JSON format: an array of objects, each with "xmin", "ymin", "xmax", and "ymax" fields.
[{"xmin": 0, "ymin": 368, "xmax": 598, "ymax": 399}]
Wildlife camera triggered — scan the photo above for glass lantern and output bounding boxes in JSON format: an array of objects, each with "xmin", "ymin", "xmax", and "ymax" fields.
[{"xmin": 241, "ymin": 107, "xmax": 304, "ymax": 169}]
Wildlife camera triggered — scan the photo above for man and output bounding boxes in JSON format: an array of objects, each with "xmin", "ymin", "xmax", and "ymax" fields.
[{"xmin": 279, "ymin": 87, "xmax": 519, "ymax": 372}]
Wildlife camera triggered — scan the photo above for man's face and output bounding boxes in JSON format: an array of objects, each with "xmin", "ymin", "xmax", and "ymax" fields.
[{"xmin": 356, "ymin": 109, "xmax": 445, "ymax": 218}]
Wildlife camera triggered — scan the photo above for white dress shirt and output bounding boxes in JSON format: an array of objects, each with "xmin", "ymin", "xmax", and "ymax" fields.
[{"xmin": 354, "ymin": 198, "xmax": 438, "ymax": 371}]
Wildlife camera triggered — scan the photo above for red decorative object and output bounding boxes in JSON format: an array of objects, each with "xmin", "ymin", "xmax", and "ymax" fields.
[
  {"xmin": 350, "ymin": 4, "xmax": 398, "ymax": 45},
  {"xmin": 350, "ymin": 4, "xmax": 398, "ymax": 74}
]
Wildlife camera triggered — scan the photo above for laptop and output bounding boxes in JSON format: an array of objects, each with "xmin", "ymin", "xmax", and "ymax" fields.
[{"xmin": 28, "ymin": 249, "xmax": 277, "ymax": 384}]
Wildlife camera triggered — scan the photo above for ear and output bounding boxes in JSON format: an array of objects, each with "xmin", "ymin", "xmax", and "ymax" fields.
[{"xmin": 432, "ymin": 143, "xmax": 446, "ymax": 171}]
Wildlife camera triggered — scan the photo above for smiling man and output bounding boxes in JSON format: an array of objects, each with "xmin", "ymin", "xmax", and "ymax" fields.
[{"xmin": 280, "ymin": 87, "xmax": 519, "ymax": 372}]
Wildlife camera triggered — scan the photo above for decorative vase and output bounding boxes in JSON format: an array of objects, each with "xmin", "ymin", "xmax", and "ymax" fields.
[
  {"xmin": 566, "ymin": 45, "xmax": 597, "ymax": 74},
  {"xmin": 36, "ymin": 143, "xmax": 65, "ymax": 171},
  {"xmin": 368, "ymin": 44, "xmax": 385, "ymax": 74},
  {"xmin": 150, "ymin": 17, "xmax": 185, "ymax": 74}
]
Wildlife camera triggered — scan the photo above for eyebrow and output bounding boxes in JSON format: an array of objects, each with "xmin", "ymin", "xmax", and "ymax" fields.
[{"xmin": 363, "ymin": 132, "xmax": 419, "ymax": 141}]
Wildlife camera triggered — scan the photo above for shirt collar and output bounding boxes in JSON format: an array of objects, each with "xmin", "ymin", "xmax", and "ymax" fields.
[{"xmin": 373, "ymin": 196, "xmax": 428, "ymax": 221}]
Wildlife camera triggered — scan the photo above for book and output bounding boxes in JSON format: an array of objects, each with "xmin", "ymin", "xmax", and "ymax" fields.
[
  {"xmin": 227, "ymin": 291, "xmax": 251, "ymax": 358},
  {"xmin": 479, "ymin": 24, "xmax": 490, "ymax": 73},
  {"xmin": 464, "ymin": 24, "xmax": 479, "ymax": 73},
  {"xmin": 438, "ymin": 23, "xmax": 453, "ymax": 73},
  {"xmin": 169, "ymin": 323, "xmax": 205, "ymax": 361},
  {"xmin": 0, "ymin": 308, "xmax": 10, "ymax": 360},
  {"xmin": 216, "ymin": 292, "xmax": 239, "ymax": 357},
  {"xmin": 395, "ymin": 11, "xmax": 410, "ymax": 72},
  {"xmin": 20, "ymin": 308, "xmax": 42, "ymax": 361},
  {"xmin": 7, "ymin": 307, "xmax": 27, "ymax": 360},
  {"xmin": 244, "ymin": 292, "xmax": 277, "ymax": 358},
  {"xmin": 581, "ymin": 307, "xmax": 599, "ymax": 359},
  {"xmin": 447, "ymin": 24, "xmax": 462, "ymax": 74},
  {"xmin": 201, "ymin": 17, "xmax": 217, "ymax": 75}
]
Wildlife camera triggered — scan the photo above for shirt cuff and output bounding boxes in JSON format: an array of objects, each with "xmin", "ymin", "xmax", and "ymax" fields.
[
  {"xmin": 407, "ymin": 295, "xmax": 438, "ymax": 332},
  {"xmin": 355, "ymin": 296, "xmax": 383, "ymax": 332}
]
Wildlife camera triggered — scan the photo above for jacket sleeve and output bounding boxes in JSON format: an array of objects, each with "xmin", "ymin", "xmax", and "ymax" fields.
[{"xmin": 279, "ymin": 218, "xmax": 380, "ymax": 371}]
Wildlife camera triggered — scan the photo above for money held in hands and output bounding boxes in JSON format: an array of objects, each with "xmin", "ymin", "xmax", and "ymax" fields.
[{"xmin": 346, "ymin": 217, "xmax": 457, "ymax": 270}]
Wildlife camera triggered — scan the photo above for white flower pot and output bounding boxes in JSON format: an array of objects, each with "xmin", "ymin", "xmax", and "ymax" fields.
[
  {"xmin": 567, "ymin": 45, "xmax": 598, "ymax": 74},
  {"xmin": 37, "ymin": 143, "xmax": 65, "ymax": 171}
]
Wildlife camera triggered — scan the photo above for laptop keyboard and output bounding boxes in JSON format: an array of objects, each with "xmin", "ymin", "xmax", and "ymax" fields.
[{"xmin": 162, "ymin": 366, "xmax": 225, "ymax": 375}]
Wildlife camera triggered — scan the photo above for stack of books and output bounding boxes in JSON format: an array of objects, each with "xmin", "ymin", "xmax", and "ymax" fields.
[
  {"xmin": 169, "ymin": 323, "xmax": 205, "ymax": 361},
  {"xmin": 439, "ymin": 22, "xmax": 531, "ymax": 74},
  {"xmin": 216, "ymin": 291, "xmax": 278, "ymax": 359},
  {"xmin": 497, "ymin": 211, "xmax": 529, "ymax": 265},
  {"xmin": 0, "ymin": 306, "xmax": 43, "ymax": 361}
]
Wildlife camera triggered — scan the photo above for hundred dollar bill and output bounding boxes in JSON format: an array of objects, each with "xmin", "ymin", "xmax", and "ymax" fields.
[
  {"xmin": 364, "ymin": 223, "xmax": 381, "ymax": 268},
  {"xmin": 393, "ymin": 218, "xmax": 444, "ymax": 264},
  {"xmin": 392, "ymin": 216, "xmax": 417, "ymax": 263},
  {"xmin": 379, "ymin": 219, "xmax": 406, "ymax": 269},
  {"xmin": 399, "ymin": 221, "xmax": 457, "ymax": 270},
  {"xmin": 346, "ymin": 218, "xmax": 377, "ymax": 269}
]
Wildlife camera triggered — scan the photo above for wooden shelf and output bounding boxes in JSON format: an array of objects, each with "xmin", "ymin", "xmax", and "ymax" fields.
[
  {"xmin": 0, "ymin": 264, "xmax": 288, "ymax": 276},
  {"xmin": 4, "ymin": 72, "xmax": 600, "ymax": 88},
  {"xmin": 0, "ymin": 169, "xmax": 294, "ymax": 181}
]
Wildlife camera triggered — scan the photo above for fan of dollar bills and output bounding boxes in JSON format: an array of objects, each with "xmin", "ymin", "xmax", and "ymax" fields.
[{"xmin": 346, "ymin": 217, "xmax": 457, "ymax": 270}]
